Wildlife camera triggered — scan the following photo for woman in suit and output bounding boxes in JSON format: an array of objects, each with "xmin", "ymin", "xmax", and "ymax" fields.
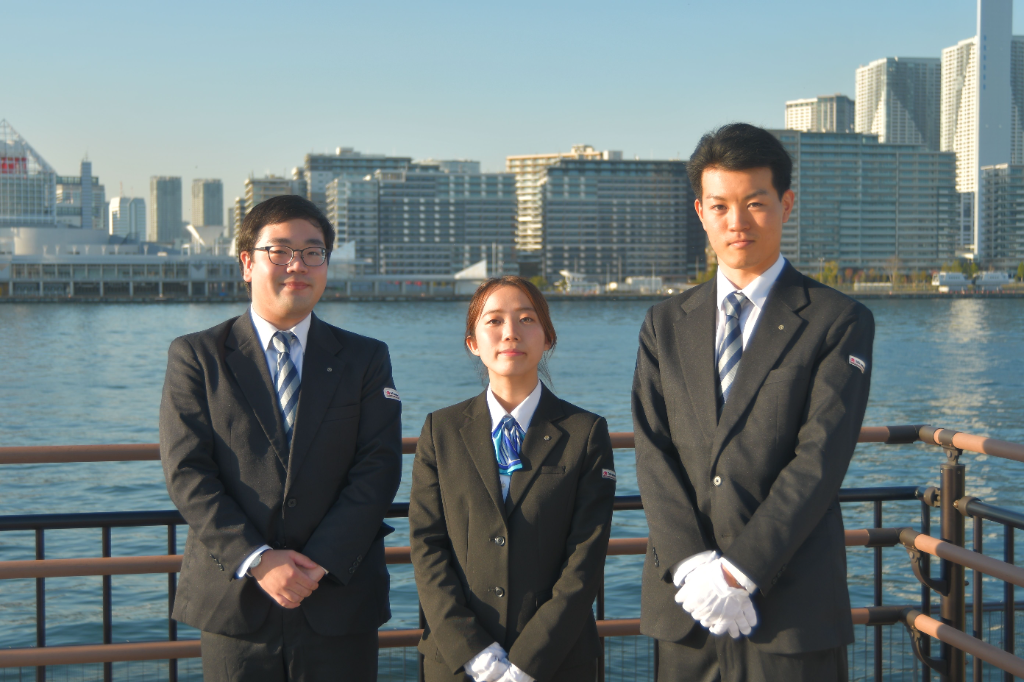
[{"xmin": 409, "ymin": 276, "xmax": 617, "ymax": 682}]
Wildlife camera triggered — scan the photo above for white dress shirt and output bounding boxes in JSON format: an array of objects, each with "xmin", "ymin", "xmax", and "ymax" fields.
[
  {"xmin": 485, "ymin": 381, "xmax": 543, "ymax": 501},
  {"xmin": 236, "ymin": 307, "xmax": 313, "ymax": 578},
  {"xmin": 714, "ymin": 254, "xmax": 786, "ymax": 364}
]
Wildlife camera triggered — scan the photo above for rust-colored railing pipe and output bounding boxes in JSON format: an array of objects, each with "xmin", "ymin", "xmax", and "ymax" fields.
[
  {"xmin": 0, "ymin": 530, "xmax": 904, "ymax": 581},
  {"xmin": 3, "ymin": 425, "xmax": 1022, "ymax": 465},
  {"xmin": 902, "ymin": 609, "xmax": 1024, "ymax": 678},
  {"xmin": 899, "ymin": 529, "xmax": 1024, "ymax": 589}
]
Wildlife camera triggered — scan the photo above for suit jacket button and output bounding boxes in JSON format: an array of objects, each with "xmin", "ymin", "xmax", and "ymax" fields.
[
  {"xmin": 493, "ymin": 536, "xmax": 505, "ymax": 546},
  {"xmin": 349, "ymin": 566, "xmax": 356, "ymax": 574},
  {"xmin": 713, "ymin": 475, "xmax": 722, "ymax": 487},
  {"xmin": 494, "ymin": 587, "xmax": 505, "ymax": 598},
  {"xmin": 287, "ymin": 498, "xmax": 297, "ymax": 508}
]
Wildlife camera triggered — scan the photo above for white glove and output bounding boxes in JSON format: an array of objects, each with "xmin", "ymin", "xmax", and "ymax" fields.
[
  {"xmin": 497, "ymin": 662, "xmax": 535, "ymax": 682},
  {"xmin": 675, "ymin": 559, "xmax": 757, "ymax": 639},
  {"xmin": 671, "ymin": 550, "xmax": 720, "ymax": 588},
  {"xmin": 466, "ymin": 642, "xmax": 510, "ymax": 682}
]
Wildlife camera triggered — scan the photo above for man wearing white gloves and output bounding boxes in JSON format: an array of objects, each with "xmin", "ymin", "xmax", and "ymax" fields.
[{"xmin": 632, "ymin": 124, "xmax": 874, "ymax": 681}]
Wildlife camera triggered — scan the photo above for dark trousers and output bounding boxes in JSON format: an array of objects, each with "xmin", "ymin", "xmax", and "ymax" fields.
[
  {"xmin": 657, "ymin": 628, "xmax": 848, "ymax": 682},
  {"xmin": 199, "ymin": 607, "xmax": 378, "ymax": 682},
  {"xmin": 423, "ymin": 655, "xmax": 596, "ymax": 682}
]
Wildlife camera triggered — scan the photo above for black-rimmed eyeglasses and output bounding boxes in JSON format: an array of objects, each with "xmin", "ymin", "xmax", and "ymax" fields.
[{"xmin": 253, "ymin": 246, "xmax": 328, "ymax": 267}]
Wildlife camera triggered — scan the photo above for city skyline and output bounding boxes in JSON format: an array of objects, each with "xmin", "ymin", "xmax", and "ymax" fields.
[{"xmin": 4, "ymin": 0, "xmax": 1018, "ymax": 214}]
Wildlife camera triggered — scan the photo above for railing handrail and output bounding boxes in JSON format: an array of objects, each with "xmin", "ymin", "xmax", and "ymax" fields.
[
  {"xmin": 0, "ymin": 528, "xmax": 911, "ymax": 581},
  {"xmin": 899, "ymin": 528, "xmax": 1024, "ymax": 589},
  {"xmin": 2, "ymin": 424, "xmax": 1022, "ymax": 465},
  {"xmin": 0, "ymin": 488, "xmax": 923, "ymax": 533}
]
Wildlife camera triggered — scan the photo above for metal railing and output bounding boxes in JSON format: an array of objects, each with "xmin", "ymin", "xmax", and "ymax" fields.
[{"xmin": 2, "ymin": 425, "xmax": 1024, "ymax": 682}]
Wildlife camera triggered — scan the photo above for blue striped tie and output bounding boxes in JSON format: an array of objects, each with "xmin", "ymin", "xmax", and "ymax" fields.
[
  {"xmin": 717, "ymin": 291, "xmax": 749, "ymax": 403},
  {"xmin": 271, "ymin": 331, "xmax": 301, "ymax": 445},
  {"xmin": 494, "ymin": 415, "xmax": 524, "ymax": 476}
]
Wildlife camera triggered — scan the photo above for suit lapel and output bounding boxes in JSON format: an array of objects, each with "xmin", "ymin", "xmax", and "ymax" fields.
[
  {"xmin": 224, "ymin": 313, "xmax": 288, "ymax": 468},
  {"xmin": 711, "ymin": 264, "xmax": 809, "ymax": 462},
  {"xmin": 459, "ymin": 393, "xmax": 507, "ymax": 519},
  {"xmin": 677, "ymin": 282, "xmax": 719, "ymax": 441},
  {"xmin": 506, "ymin": 385, "xmax": 565, "ymax": 514},
  {"xmin": 286, "ymin": 313, "xmax": 344, "ymax": 487}
]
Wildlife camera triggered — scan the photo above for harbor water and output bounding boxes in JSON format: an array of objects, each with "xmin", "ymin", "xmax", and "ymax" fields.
[{"xmin": 0, "ymin": 297, "xmax": 1022, "ymax": 651}]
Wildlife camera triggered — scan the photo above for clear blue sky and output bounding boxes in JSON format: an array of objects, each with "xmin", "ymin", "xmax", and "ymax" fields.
[{"xmin": 5, "ymin": 0, "xmax": 1021, "ymax": 214}]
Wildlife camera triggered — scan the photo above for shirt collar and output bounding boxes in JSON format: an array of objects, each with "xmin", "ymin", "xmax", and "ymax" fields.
[
  {"xmin": 249, "ymin": 307, "xmax": 312, "ymax": 354},
  {"xmin": 486, "ymin": 381, "xmax": 543, "ymax": 434},
  {"xmin": 715, "ymin": 254, "xmax": 786, "ymax": 314}
]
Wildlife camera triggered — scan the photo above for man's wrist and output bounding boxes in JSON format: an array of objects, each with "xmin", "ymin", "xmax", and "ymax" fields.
[{"xmin": 237, "ymin": 545, "xmax": 272, "ymax": 579}]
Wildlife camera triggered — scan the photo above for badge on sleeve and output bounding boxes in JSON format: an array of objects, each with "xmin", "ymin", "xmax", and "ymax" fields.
[
  {"xmin": 383, "ymin": 388, "xmax": 401, "ymax": 401},
  {"xmin": 602, "ymin": 469, "xmax": 617, "ymax": 481},
  {"xmin": 849, "ymin": 355, "xmax": 867, "ymax": 374}
]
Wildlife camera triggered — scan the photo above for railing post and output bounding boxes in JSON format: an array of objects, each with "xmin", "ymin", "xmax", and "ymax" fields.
[
  {"xmin": 35, "ymin": 528, "xmax": 45, "ymax": 682},
  {"xmin": 418, "ymin": 603, "xmax": 425, "ymax": 682},
  {"xmin": 168, "ymin": 524, "xmax": 178, "ymax": 682},
  {"xmin": 597, "ymin": 570, "xmax": 605, "ymax": 682},
  {"xmin": 972, "ymin": 515, "xmax": 983, "ymax": 682},
  {"xmin": 1004, "ymin": 525, "xmax": 1015, "ymax": 682},
  {"xmin": 102, "ymin": 526, "xmax": 113, "ymax": 682},
  {"xmin": 939, "ymin": 448, "xmax": 966, "ymax": 682},
  {"xmin": 874, "ymin": 500, "xmax": 883, "ymax": 682},
  {"xmin": 922, "ymin": 498, "xmax": 932, "ymax": 682}
]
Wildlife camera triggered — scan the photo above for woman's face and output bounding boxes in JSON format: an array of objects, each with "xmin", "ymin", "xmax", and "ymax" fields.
[{"xmin": 467, "ymin": 285, "xmax": 551, "ymax": 383}]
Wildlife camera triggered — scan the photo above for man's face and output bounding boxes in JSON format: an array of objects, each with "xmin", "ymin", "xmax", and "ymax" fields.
[
  {"xmin": 240, "ymin": 218, "xmax": 328, "ymax": 327},
  {"xmin": 695, "ymin": 166, "xmax": 794, "ymax": 285}
]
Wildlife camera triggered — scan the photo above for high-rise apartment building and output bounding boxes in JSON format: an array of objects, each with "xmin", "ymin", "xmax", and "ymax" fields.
[
  {"xmin": 773, "ymin": 130, "xmax": 958, "ymax": 271},
  {"xmin": 231, "ymin": 197, "xmax": 246, "ymax": 239},
  {"xmin": 785, "ymin": 95, "xmax": 856, "ymax": 133},
  {"xmin": 109, "ymin": 197, "xmax": 146, "ymax": 240},
  {"xmin": 303, "ymin": 147, "xmax": 411, "ymax": 212},
  {"xmin": 243, "ymin": 175, "xmax": 306, "ymax": 214},
  {"xmin": 539, "ymin": 159, "xmax": 702, "ymax": 282},
  {"xmin": 855, "ymin": 57, "xmax": 941, "ymax": 150},
  {"xmin": 55, "ymin": 161, "xmax": 106, "ymax": 231},
  {"xmin": 0, "ymin": 120, "xmax": 57, "ymax": 228},
  {"xmin": 506, "ymin": 146, "xmax": 622, "ymax": 261},
  {"xmin": 191, "ymin": 179, "xmax": 223, "ymax": 227},
  {"xmin": 979, "ymin": 164, "xmax": 1024, "ymax": 268},
  {"xmin": 940, "ymin": 0, "xmax": 1015, "ymax": 258},
  {"xmin": 326, "ymin": 167, "xmax": 517, "ymax": 276},
  {"xmin": 149, "ymin": 176, "xmax": 183, "ymax": 243}
]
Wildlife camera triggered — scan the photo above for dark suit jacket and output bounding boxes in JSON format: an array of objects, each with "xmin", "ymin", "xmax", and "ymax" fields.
[
  {"xmin": 632, "ymin": 263, "xmax": 874, "ymax": 654},
  {"xmin": 159, "ymin": 311, "xmax": 403, "ymax": 637},
  {"xmin": 409, "ymin": 386, "xmax": 616, "ymax": 681}
]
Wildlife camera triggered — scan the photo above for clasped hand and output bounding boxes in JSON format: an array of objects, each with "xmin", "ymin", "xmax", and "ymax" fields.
[
  {"xmin": 673, "ymin": 552, "xmax": 757, "ymax": 639},
  {"xmin": 249, "ymin": 549, "xmax": 326, "ymax": 609}
]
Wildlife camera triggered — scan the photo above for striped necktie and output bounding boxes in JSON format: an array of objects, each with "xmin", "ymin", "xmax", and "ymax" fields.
[
  {"xmin": 271, "ymin": 331, "xmax": 301, "ymax": 445},
  {"xmin": 717, "ymin": 291, "xmax": 749, "ymax": 403},
  {"xmin": 494, "ymin": 415, "xmax": 524, "ymax": 476}
]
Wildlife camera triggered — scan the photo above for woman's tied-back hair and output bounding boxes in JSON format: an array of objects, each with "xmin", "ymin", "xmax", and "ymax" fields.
[{"xmin": 687, "ymin": 123, "xmax": 793, "ymax": 201}]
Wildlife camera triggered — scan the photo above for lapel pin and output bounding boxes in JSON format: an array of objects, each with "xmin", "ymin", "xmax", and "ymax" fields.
[
  {"xmin": 327, "ymin": 367, "xmax": 333, "ymax": 372},
  {"xmin": 543, "ymin": 435, "xmax": 551, "ymax": 441},
  {"xmin": 778, "ymin": 325, "xmax": 784, "ymax": 330}
]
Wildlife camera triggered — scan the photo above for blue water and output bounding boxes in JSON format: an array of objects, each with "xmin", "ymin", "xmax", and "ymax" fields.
[{"xmin": 0, "ymin": 298, "xmax": 1022, "ymax": 650}]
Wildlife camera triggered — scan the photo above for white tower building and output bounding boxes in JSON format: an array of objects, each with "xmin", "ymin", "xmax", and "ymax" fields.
[
  {"xmin": 109, "ymin": 197, "xmax": 146, "ymax": 240},
  {"xmin": 940, "ymin": 0, "xmax": 1013, "ymax": 258}
]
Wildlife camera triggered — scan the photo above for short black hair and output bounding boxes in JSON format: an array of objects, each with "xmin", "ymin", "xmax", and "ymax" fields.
[
  {"xmin": 236, "ymin": 195, "xmax": 335, "ymax": 291},
  {"xmin": 687, "ymin": 123, "xmax": 792, "ymax": 200}
]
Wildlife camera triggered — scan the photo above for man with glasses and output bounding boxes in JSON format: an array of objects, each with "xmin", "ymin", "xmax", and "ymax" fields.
[{"xmin": 160, "ymin": 195, "xmax": 403, "ymax": 681}]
